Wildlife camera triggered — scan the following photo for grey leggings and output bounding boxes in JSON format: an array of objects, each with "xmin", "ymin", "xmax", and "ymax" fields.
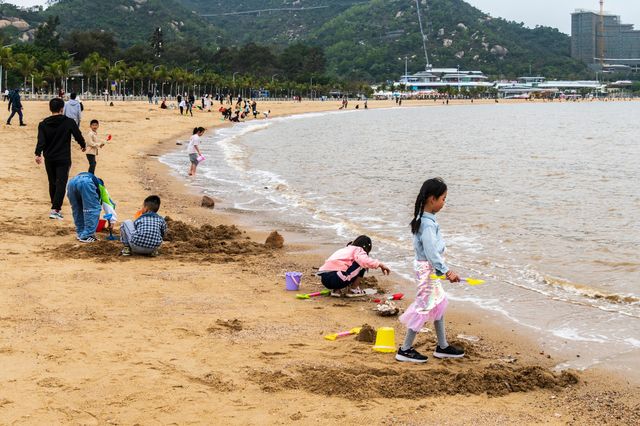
[{"xmin": 401, "ymin": 317, "xmax": 448, "ymax": 350}]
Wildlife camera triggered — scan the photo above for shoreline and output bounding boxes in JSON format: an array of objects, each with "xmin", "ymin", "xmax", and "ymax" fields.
[{"xmin": 1, "ymin": 99, "xmax": 638, "ymax": 424}]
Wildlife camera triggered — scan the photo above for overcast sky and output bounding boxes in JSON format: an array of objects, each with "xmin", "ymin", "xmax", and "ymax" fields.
[{"xmin": 5, "ymin": 0, "xmax": 640, "ymax": 34}]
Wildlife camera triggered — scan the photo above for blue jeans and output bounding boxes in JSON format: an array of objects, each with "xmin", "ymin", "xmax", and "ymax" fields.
[{"xmin": 67, "ymin": 173, "xmax": 101, "ymax": 239}]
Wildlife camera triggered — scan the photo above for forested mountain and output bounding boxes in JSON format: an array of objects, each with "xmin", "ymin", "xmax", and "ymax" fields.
[
  {"xmin": 44, "ymin": 0, "xmax": 226, "ymax": 47},
  {"xmin": 0, "ymin": 0, "xmax": 588, "ymax": 80}
]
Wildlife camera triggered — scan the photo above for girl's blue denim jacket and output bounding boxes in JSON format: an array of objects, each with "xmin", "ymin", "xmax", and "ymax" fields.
[{"xmin": 413, "ymin": 212, "xmax": 448, "ymax": 274}]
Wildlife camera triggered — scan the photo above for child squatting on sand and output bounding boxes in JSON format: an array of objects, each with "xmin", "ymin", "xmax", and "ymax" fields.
[
  {"xmin": 317, "ymin": 235, "xmax": 391, "ymax": 297},
  {"xmin": 120, "ymin": 195, "xmax": 167, "ymax": 257},
  {"xmin": 396, "ymin": 177, "xmax": 465, "ymax": 363}
]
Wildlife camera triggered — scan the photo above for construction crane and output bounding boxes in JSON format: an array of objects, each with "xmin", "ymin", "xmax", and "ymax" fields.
[{"xmin": 598, "ymin": 0, "xmax": 605, "ymax": 67}]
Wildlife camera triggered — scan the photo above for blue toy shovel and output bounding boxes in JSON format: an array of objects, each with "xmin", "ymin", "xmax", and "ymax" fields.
[{"xmin": 103, "ymin": 214, "xmax": 119, "ymax": 241}]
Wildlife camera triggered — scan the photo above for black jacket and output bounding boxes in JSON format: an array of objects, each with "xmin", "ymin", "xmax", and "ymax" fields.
[
  {"xmin": 35, "ymin": 114, "xmax": 86, "ymax": 162},
  {"xmin": 7, "ymin": 91, "xmax": 22, "ymax": 111}
]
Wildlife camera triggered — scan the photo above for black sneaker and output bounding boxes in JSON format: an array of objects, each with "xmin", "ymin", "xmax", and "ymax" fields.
[
  {"xmin": 395, "ymin": 347, "xmax": 428, "ymax": 363},
  {"xmin": 433, "ymin": 345, "xmax": 465, "ymax": 359}
]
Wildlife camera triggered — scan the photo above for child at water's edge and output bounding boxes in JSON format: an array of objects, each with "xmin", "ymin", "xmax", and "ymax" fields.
[
  {"xmin": 318, "ymin": 235, "xmax": 391, "ymax": 297},
  {"xmin": 187, "ymin": 127, "xmax": 205, "ymax": 176},
  {"xmin": 396, "ymin": 178, "xmax": 464, "ymax": 363}
]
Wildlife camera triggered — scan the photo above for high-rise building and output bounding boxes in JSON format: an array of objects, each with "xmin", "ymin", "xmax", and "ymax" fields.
[{"xmin": 571, "ymin": 9, "xmax": 640, "ymax": 70}]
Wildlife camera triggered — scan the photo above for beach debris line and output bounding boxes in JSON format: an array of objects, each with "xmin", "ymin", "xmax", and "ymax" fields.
[
  {"xmin": 324, "ymin": 327, "xmax": 362, "ymax": 341},
  {"xmin": 264, "ymin": 231, "xmax": 284, "ymax": 249},
  {"xmin": 296, "ymin": 290, "xmax": 331, "ymax": 300}
]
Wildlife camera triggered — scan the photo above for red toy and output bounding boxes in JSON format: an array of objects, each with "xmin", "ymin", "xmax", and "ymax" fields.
[{"xmin": 372, "ymin": 293, "xmax": 404, "ymax": 303}]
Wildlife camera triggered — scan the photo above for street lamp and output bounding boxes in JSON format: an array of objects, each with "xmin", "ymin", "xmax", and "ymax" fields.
[
  {"xmin": 193, "ymin": 68, "xmax": 201, "ymax": 97},
  {"xmin": 113, "ymin": 60, "xmax": 123, "ymax": 96}
]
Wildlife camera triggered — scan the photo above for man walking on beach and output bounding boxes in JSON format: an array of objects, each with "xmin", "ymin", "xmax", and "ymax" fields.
[
  {"xmin": 63, "ymin": 92, "xmax": 82, "ymax": 127},
  {"xmin": 34, "ymin": 98, "xmax": 86, "ymax": 220},
  {"xmin": 6, "ymin": 88, "xmax": 25, "ymax": 126}
]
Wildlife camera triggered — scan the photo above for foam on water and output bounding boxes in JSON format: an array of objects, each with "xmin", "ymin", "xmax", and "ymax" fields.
[{"xmin": 160, "ymin": 103, "xmax": 640, "ymax": 372}]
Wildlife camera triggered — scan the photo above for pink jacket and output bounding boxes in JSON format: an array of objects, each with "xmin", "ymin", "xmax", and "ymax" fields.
[{"xmin": 319, "ymin": 246, "xmax": 381, "ymax": 272}]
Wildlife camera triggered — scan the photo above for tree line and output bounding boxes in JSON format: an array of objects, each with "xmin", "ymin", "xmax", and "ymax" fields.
[{"xmin": 0, "ymin": 16, "xmax": 373, "ymax": 98}]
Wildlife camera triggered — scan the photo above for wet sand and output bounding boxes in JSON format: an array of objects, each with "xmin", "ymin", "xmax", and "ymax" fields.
[{"xmin": 0, "ymin": 99, "xmax": 638, "ymax": 425}]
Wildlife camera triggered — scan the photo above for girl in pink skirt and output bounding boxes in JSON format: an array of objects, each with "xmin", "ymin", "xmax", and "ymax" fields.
[{"xmin": 396, "ymin": 178, "xmax": 464, "ymax": 363}]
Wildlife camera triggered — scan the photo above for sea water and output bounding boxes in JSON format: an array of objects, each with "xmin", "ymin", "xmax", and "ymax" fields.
[{"xmin": 161, "ymin": 102, "xmax": 640, "ymax": 375}]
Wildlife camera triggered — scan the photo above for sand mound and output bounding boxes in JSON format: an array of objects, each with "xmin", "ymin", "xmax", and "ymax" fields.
[
  {"xmin": 361, "ymin": 276, "xmax": 386, "ymax": 294},
  {"xmin": 52, "ymin": 218, "xmax": 272, "ymax": 262},
  {"xmin": 264, "ymin": 231, "xmax": 284, "ymax": 249},
  {"xmin": 252, "ymin": 363, "xmax": 579, "ymax": 398},
  {"xmin": 355, "ymin": 324, "xmax": 376, "ymax": 343}
]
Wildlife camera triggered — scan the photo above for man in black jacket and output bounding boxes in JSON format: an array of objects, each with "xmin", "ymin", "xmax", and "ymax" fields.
[
  {"xmin": 34, "ymin": 98, "xmax": 86, "ymax": 220},
  {"xmin": 6, "ymin": 88, "xmax": 25, "ymax": 126}
]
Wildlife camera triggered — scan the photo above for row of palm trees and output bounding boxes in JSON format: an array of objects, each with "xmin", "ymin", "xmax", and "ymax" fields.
[{"xmin": 1, "ymin": 49, "xmax": 368, "ymax": 99}]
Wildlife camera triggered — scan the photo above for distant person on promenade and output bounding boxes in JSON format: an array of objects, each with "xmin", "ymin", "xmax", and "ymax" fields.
[
  {"xmin": 6, "ymin": 88, "xmax": 25, "ymax": 126},
  {"xmin": 3, "ymin": 89, "xmax": 9, "ymax": 102},
  {"xmin": 34, "ymin": 98, "xmax": 86, "ymax": 220},
  {"xmin": 187, "ymin": 126, "xmax": 205, "ymax": 176},
  {"xmin": 63, "ymin": 93, "xmax": 82, "ymax": 127},
  {"xmin": 395, "ymin": 178, "xmax": 464, "ymax": 363},
  {"xmin": 178, "ymin": 98, "xmax": 186, "ymax": 115}
]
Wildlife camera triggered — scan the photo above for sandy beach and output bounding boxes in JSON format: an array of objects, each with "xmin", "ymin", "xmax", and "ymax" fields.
[{"xmin": 0, "ymin": 99, "xmax": 638, "ymax": 425}]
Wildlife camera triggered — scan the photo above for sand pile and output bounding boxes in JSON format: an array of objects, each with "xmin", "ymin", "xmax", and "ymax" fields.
[
  {"xmin": 53, "ymin": 218, "xmax": 272, "ymax": 262},
  {"xmin": 252, "ymin": 363, "xmax": 579, "ymax": 398},
  {"xmin": 360, "ymin": 276, "xmax": 386, "ymax": 294},
  {"xmin": 355, "ymin": 324, "xmax": 376, "ymax": 343}
]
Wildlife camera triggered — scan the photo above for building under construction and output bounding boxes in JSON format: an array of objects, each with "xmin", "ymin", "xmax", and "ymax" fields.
[{"xmin": 571, "ymin": 8, "xmax": 640, "ymax": 71}]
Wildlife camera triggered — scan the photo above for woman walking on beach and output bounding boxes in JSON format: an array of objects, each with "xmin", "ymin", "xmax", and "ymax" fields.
[
  {"xmin": 187, "ymin": 127, "xmax": 205, "ymax": 176},
  {"xmin": 395, "ymin": 177, "xmax": 465, "ymax": 363}
]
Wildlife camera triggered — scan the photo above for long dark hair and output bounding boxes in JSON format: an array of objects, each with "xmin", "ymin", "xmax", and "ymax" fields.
[
  {"xmin": 348, "ymin": 235, "xmax": 372, "ymax": 254},
  {"xmin": 410, "ymin": 178, "xmax": 448, "ymax": 234}
]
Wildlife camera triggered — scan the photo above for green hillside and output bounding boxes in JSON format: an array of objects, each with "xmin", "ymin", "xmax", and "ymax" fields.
[
  {"xmin": 188, "ymin": 0, "xmax": 587, "ymax": 80},
  {"xmin": 42, "ymin": 0, "xmax": 225, "ymax": 48},
  {"xmin": 1, "ymin": 0, "xmax": 588, "ymax": 80}
]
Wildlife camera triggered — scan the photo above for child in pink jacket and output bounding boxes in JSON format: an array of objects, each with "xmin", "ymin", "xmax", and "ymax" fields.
[{"xmin": 318, "ymin": 235, "xmax": 391, "ymax": 297}]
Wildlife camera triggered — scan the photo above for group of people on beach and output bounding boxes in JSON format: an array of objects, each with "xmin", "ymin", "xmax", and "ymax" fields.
[
  {"xmin": 33, "ymin": 97, "xmax": 166, "ymax": 255},
  {"xmin": 29, "ymin": 93, "xmax": 462, "ymax": 364},
  {"xmin": 318, "ymin": 177, "xmax": 464, "ymax": 363}
]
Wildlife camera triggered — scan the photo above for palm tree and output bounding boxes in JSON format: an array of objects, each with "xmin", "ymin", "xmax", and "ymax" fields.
[
  {"xmin": 170, "ymin": 67, "xmax": 185, "ymax": 97},
  {"xmin": 82, "ymin": 53, "xmax": 108, "ymax": 95},
  {"xmin": 108, "ymin": 63, "xmax": 125, "ymax": 97},
  {"xmin": 13, "ymin": 53, "xmax": 35, "ymax": 93},
  {"xmin": 57, "ymin": 58, "xmax": 72, "ymax": 93},
  {"xmin": 127, "ymin": 65, "xmax": 142, "ymax": 96},
  {"xmin": 153, "ymin": 65, "xmax": 169, "ymax": 97},
  {"xmin": 0, "ymin": 46, "xmax": 13, "ymax": 93},
  {"xmin": 44, "ymin": 62, "xmax": 62, "ymax": 94},
  {"xmin": 31, "ymin": 70, "xmax": 45, "ymax": 93}
]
